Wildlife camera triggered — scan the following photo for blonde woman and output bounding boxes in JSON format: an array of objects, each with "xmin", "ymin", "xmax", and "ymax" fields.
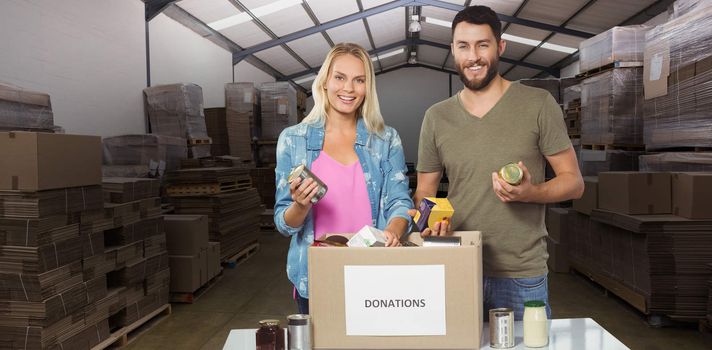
[{"xmin": 274, "ymin": 43, "xmax": 413, "ymax": 314}]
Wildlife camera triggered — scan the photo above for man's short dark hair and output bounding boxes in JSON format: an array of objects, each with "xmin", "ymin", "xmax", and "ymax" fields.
[{"xmin": 451, "ymin": 5, "xmax": 502, "ymax": 42}]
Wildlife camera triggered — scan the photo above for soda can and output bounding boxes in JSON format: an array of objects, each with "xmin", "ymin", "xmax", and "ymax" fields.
[
  {"xmin": 489, "ymin": 308, "xmax": 515, "ymax": 348},
  {"xmin": 287, "ymin": 314, "xmax": 312, "ymax": 350},
  {"xmin": 288, "ymin": 165, "xmax": 328, "ymax": 204}
]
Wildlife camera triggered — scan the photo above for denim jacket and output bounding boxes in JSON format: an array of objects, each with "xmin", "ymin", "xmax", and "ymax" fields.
[{"xmin": 274, "ymin": 118, "xmax": 413, "ymax": 298}]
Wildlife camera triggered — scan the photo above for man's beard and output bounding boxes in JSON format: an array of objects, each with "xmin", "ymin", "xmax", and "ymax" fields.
[{"xmin": 456, "ymin": 57, "xmax": 499, "ymax": 91}]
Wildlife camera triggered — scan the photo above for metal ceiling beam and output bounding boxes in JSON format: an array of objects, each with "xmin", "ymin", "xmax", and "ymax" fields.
[
  {"xmin": 503, "ymin": 0, "xmax": 597, "ymax": 78},
  {"xmin": 534, "ymin": 0, "xmax": 672, "ymax": 78},
  {"xmin": 501, "ymin": 0, "xmax": 530, "ymax": 34},
  {"xmin": 228, "ymin": 0, "xmax": 311, "ymax": 70},
  {"xmin": 144, "ymin": 0, "xmax": 178, "ymax": 21},
  {"xmin": 414, "ymin": 0, "xmax": 595, "ymax": 38},
  {"xmin": 232, "ymin": 0, "xmax": 596, "ymax": 63},
  {"xmin": 160, "ymin": 5, "xmax": 306, "ymax": 92},
  {"xmin": 282, "ymin": 38, "xmax": 557, "ymax": 81},
  {"xmin": 356, "ymin": 0, "xmax": 382, "ymax": 71},
  {"xmin": 302, "ymin": 1, "xmax": 336, "ymax": 47},
  {"xmin": 376, "ymin": 63, "xmax": 457, "ymax": 77}
]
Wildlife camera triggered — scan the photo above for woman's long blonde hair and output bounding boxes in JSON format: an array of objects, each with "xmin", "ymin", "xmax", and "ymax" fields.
[{"xmin": 301, "ymin": 43, "xmax": 385, "ymax": 134}]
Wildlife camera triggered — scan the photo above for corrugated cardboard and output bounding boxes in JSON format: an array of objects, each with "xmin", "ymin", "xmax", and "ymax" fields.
[
  {"xmin": 546, "ymin": 207, "xmax": 571, "ymax": 244},
  {"xmin": 546, "ymin": 236, "xmax": 569, "ymax": 273},
  {"xmin": 643, "ymin": 29, "xmax": 670, "ymax": 99},
  {"xmin": 0, "ymin": 132, "xmax": 101, "ymax": 191},
  {"xmin": 598, "ymin": 172, "xmax": 671, "ymax": 214},
  {"xmin": 309, "ymin": 231, "xmax": 482, "ymax": 349},
  {"xmin": 672, "ymin": 172, "xmax": 712, "ymax": 219},
  {"xmin": 164, "ymin": 215, "xmax": 209, "ymax": 256},
  {"xmin": 208, "ymin": 242, "xmax": 221, "ymax": 279},
  {"xmin": 169, "ymin": 251, "xmax": 205, "ymax": 293},
  {"xmin": 200, "ymin": 247, "xmax": 208, "ymax": 285},
  {"xmin": 573, "ymin": 177, "xmax": 599, "ymax": 216}
]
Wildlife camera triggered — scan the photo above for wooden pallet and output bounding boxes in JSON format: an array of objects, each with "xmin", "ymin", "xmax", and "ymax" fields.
[
  {"xmin": 576, "ymin": 61, "xmax": 644, "ymax": 78},
  {"xmin": 170, "ymin": 272, "xmax": 223, "ymax": 304},
  {"xmin": 582, "ymin": 143, "xmax": 645, "ymax": 151},
  {"xmin": 91, "ymin": 304, "xmax": 171, "ymax": 350},
  {"xmin": 222, "ymin": 242, "xmax": 260, "ymax": 268},
  {"xmin": 570, "ymin": 259, "xmax": 648, "ymax": 314},
  {"xmin": 187, "ymin": 137, "xmax": 212, "ymax": 145},
  {"xmin": 166, "ymin": 179, "xmax": 252, "ymax": 196}
]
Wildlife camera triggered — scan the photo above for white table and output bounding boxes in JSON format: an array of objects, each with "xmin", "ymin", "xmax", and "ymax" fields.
[{"xmin": 223, "ymin": 318, "xmax": 629, "ymax": 349}]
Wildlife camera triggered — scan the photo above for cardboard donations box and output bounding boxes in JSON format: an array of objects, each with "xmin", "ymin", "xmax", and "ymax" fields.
[{"xmin": 308, "ymin": 231, "xmax": 482, "ymax": 349}]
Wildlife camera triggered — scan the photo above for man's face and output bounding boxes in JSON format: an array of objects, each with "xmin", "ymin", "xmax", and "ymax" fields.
[{"xmin": 451, "ymin": 22, "xmax": 505, "ymax": 91}]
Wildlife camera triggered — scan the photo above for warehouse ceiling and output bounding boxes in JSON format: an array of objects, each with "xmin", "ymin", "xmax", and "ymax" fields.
[{"xmin": 145, "ymin": 0, "xmax": 671, "ymax": 90}]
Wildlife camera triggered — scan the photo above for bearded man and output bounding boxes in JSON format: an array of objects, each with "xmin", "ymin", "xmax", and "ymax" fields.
[{"xmin": 413, "ymin": 5, "xmax": 584, "ymax": 320}]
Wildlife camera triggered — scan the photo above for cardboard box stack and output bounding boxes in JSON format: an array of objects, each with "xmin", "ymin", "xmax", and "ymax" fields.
[
  {"xmin": 563, "ymin": 85, "xmax": 581, "ymax": 137},
  {"xmin": 0, "ymin": 132, "xmax": 114, "ymax": 349},
  {"xmin": 567, "ymin": 171, "xmax": 712, "ymax": 320},
  {"xmin": 708, "ymin": 263, "xmax": 712, "ymax": 324},
  {"xmin": 297, "ymin": 89, "xmax": 308, "ymax": 122},
  {"xmin": 546, "ymin": 207, "xmax": 572, "ymax": 273},
  {"xmin": 166, "ymin": 167, "xmax": 263, "ymax": 261},
  {"xmin": 259, "ymin": 82, "xmax": 297, "ymax": 141},
  {"xmin": 204, "ymin": 108, "xmax": 229, "ymax": 157},
  {"xmin": 225, "ymin": 83, "xmax": 260, "ymax": 162},
  {"xmin": 90, "ymin": 176, "xmax": 169, "ymax": 333},
  {"xmin": 0, "ymin": 83, "xmax": 55, "ymax": 133},
  {"xmin": 250, "ymin": 167, "xmax": 276, "ymax": 209},
  {"xmin": 519, "ymin": 79, "xmax": 561, "ymax": 104},
  {"xmin": 580, "ymin": 68, "xmax": 644, "ymax": 146},
  {"xmin": 102, "ymin": 134, "xmax": 188, "ymax": 178},
  {"xmin": 165, "ymin": 215, "xmax": 221, "ymax": 294},
  {"xmin": 579, "ymin": 149, "xmax": 641, "ymax": 176},
  {"xmin": 578, "ymin": 26, "xmax": 649, "ymax": 73},
  {"xmin": 144, "ymin": 83, "xmax": 211, "ymax": 159},
  {"xmin": 643, "ymin": 2, "xmax": 712, "ymax": 150}
]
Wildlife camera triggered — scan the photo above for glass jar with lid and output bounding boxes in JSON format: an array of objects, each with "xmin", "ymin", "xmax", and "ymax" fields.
[
  {"xmin": 523, "ymin": 300, "xmax": 548, "ymax": 347},
  {"xmin": 256, "ymin": 319, "xmax": 285, "ymax": 350}
]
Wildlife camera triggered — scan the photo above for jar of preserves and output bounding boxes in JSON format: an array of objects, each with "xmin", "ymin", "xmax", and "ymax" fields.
[
  {"xmin": 523, "ymin": 300, "xmax": 548, "ymax": 347},
  {"xmin": 256, "ymin": 319, "xmax": 284, "ymax": 350},
  {"xmin": 498, "ymin": 163, "xmax": 523, "ymax": 185}
]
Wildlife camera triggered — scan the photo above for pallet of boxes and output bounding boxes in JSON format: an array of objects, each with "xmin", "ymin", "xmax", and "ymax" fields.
[
  {"xmin": 0, "ymin": 83, "xmax": 58, "ymax": 133},
  {"xmin": 576, "ymin": 25, "xmax": 648, "ymax": 177},
  {"xmin": 0, "ymin": 132, "xmax": 170, "ymax": 349},
  {"xmin": 225, "ymin": 82, "xmax": 260, "ymax": 162},
  {"xmin": 144, "ymin": 83, "xmax": 212, "ymax": 160},
  {"xmin": 165, "ymin": 164, "xmax": 263, "ymax": 269},
  {"xmin": 256, "ymin": 82, "xmax": 298, "ymax": 167}
]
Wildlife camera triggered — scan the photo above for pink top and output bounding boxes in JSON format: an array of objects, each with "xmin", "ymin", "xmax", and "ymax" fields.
[{"xmin": 311, "ymin": 151, "xmax": 372, "ymax": 240}]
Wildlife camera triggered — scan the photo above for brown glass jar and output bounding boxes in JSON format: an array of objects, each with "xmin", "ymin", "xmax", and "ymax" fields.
[{"xmin": 256, "ymin": 319, "xmax": 284, "ymax": 350}]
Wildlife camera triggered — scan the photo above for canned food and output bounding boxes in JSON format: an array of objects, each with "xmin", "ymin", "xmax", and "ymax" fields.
[
  {"xmin": 288, "ymin": 165, "xmax": 328, "ymax": 204},
  {"xmin": 287, "ymin": 314, "xmax": 312, "ymax": 350},
  {"xmin": 489, "ymin": 308, "xmax": 515, "ymax": 348},
  {"xmin": 498, "ymin": 163, "xmax": 523, "ymax": 185}
]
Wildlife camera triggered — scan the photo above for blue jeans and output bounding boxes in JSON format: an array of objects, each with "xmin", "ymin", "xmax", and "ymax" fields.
[
  {"xmin": 484, "ymin": 274, "xmax": 551, "ymax": 321},
  {"xmin": 295, "ymin": 290, "xmax": 309, "ymax": 315}
]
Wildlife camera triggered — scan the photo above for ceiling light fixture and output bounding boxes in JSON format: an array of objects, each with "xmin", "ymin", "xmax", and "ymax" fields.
[
  {"xmin": 371, "ymin": 48, "xmax": 405, "ymax": 61},
  {"xmin": 208, "ymin": 0, "xmax": 303, "ymax": 31},
  {"xmin": 408, "ymin": 51, "xmax": 417, "ymax": 64},
  {"xmin": 408, "ymin": 14, "xmax": 422, "ymax": 33},
  {"xmin": 294, "ymin": 74, "xmax": 316, "ymax": 84}
]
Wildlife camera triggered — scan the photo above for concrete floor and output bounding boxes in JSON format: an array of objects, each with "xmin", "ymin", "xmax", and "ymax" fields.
[{"xmin": 125, "ymin": 231, "xmax": 710, "ymax": 349}]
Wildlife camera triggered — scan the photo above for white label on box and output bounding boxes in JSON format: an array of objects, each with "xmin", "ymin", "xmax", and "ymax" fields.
[
  {"xmin": 278, "ymin": 104, "xmax": 287, "ymax": 115},
  {"xmin": 343, "ymin": 265, "xmax": 446, "ymax": 336},
  {"xmin": 243, "ymin": 91, "xmax": 253, "ymax": 103},
  {"xmin": 650, "ymin": 53, "xmax": 663, "ymax": 81}
]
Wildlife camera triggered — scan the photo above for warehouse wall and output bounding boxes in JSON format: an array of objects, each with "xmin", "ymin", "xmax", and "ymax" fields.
[
  {"xmin": 0, "ymin": 0, "xmax": 147, "ymax": 136},
  {"xmin": 234, "ymin": 61, "xmax": 277, "ymax": 85},
  {"xmin": 377, "ymin": 67, "xmax": 455, "ymax": 163}
]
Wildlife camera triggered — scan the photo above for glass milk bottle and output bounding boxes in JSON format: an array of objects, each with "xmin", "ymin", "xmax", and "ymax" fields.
[{"xmin": 523, "ymin": 300, "xmax": 549, "ymax": 347}]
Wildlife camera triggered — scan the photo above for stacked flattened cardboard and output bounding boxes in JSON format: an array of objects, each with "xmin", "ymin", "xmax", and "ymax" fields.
[
  {"xmin": 144, "ymin": 83, "xmax": 211, "ymax": 159},
  {"xmin": 102, "ymin": 134, "xmax": 188, "ymax": 178},
  {"xmin": 0, "ymin": 83, "xmax": 55, "ymax": 133},
  {"xmin": 204, "ymin": 108, "xmax": 230, "ymax": 156},
  {"xmin": 166, "ymin": 166, "xmax": 262, "ymax": 261},
  {"xmin": 0, "ymin": 132, "xmax": 117, "ymax": 349},
  {"xmin": 83, "ymin": 176, "xmax": 170, "ymax": 338},
  {"xmin": 707, "ymin": 263, "xmax": 712, "ymax": 324},
  {"xmin": 639, "ymin": 153, "xmax": 712, "ymax": 172},
  {"xmin": 250, "ymin": 167, "xmax": 276, "ymax": 209},
  {"xmin": 226, "ymin": 83, "xmax": 260, "ymax": 162},
  {"xmin": 546, "ymin": 207, "xmax": 571, "ymax": 273},
  {"xmin": 568, "ymin": 171, "xmax": 712, "ymax": 320},
  {"xmin": 578, "ymin": 26, "xmax": 649, "ymax": 73},
  {"xmin": 643, "ymin": 2, "xmax": 712, "ymax": 150}
]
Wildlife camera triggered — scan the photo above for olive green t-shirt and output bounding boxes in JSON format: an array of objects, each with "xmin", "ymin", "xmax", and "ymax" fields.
[{"xmin": 417, "ymin": 82, "xmax": 570, "ymax": 278}]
